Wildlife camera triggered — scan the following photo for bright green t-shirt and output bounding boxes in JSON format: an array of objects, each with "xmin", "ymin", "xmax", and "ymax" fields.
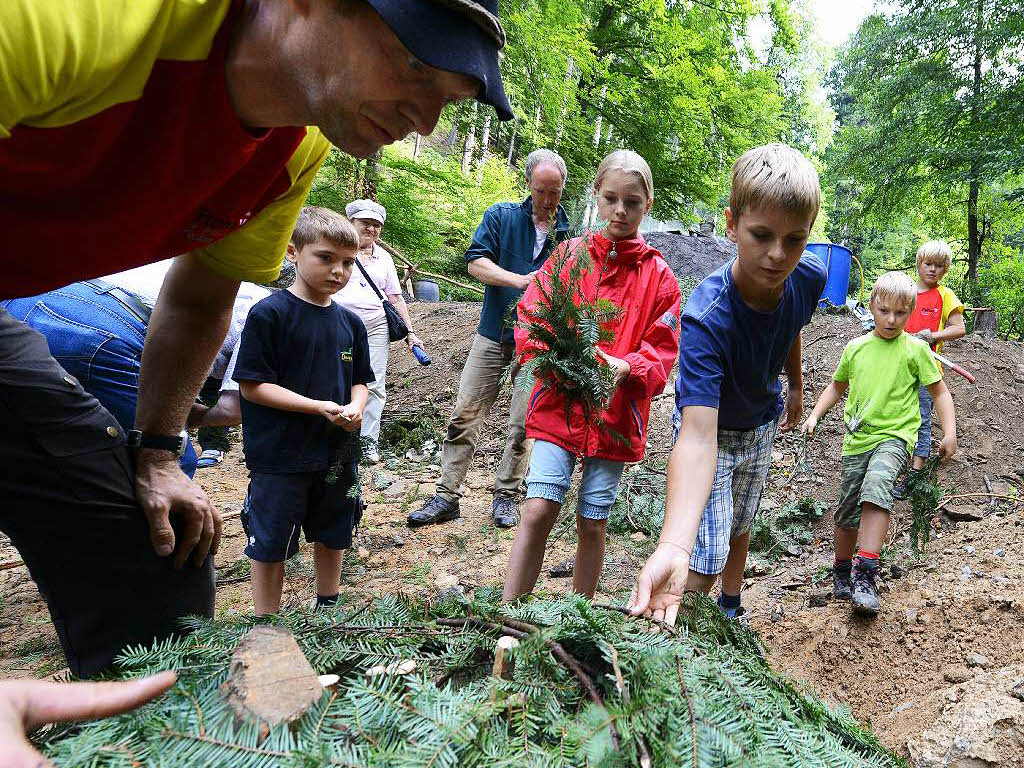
[{"xmin": 833, "ymin": 332, "xmax": 942, "ymax": 456}]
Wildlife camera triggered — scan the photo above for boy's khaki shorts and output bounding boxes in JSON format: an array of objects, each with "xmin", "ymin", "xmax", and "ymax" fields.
[{"xmin": 835, "ymin": 439, "xmax": 909, "ymax": 528}]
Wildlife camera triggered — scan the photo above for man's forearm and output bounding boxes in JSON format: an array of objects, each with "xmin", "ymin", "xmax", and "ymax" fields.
[
  {"xmin": 136, "ymin": 256, "xmax": 238, "ymax": 438},
  {"xmin": 468, "ymin": 257, "xmax": 527, "ymax": 288},
  {"xmin": 196, "ymin": 392, "xmax": 241, "ymax": 427}
]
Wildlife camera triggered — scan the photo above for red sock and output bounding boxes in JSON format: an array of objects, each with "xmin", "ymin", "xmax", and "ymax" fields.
[{"xmin": 857, "ymin": 549, "xmax": 880, "ymax": 561}]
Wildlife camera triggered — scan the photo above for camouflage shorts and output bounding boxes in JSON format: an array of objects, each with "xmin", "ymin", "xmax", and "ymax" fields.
[{"xmin": 835, "ymin": 439, "xmax": 909, "ymax": 529}]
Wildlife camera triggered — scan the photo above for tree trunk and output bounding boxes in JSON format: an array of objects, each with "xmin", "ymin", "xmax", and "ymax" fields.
[
  {"xmin": 507, "ymin": 120, "xmax": 518, "ymax": 167},
  {"xmin": 362, "ymin": 151, "xmax": 380, "ymax": 200},
  {"xmin": 413, "ymin": 133, "xmax": 422, "ymax": 159},
  {"xmin": 479, "ymin": 113, "xmax": 492, "ymax": 165},
  {"xmin": 965, "ymin": 0, "xmax": 984, "ymax": 295},
  {"xmin": 461, "ymin": 102, "xmax": 478, "ymax": 175}
]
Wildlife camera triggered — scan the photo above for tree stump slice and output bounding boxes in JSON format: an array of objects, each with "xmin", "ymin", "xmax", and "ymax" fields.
[{"xmin": 221, "ymin": 625, "xmax": 323, "ymax": 728}]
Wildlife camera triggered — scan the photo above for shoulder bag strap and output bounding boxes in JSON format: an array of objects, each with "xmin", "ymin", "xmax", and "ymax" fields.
[{"xmin": 353, "ymin": 255, "xmax": 387, "ymax": 302}]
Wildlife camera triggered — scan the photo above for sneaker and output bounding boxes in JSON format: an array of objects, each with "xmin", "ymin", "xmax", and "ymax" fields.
[
  {"xmin": 833, "ymin": 565, "xmax": 853, "ymax": 600},
  {"xmin": 492, "ymin": 495, "xmax": 519, "ymax": 528},
  {"xmin": 851, "ymin": 559, "xmax": 881, "ymax": 616},
  {"xmin": 364, "ymin": 443, "xmax": 381, "ymax": 464},
  {"xmin": 407, "ymin": 496, "xmax": 460, "ymax": 528},
  {"xmin": 716, "ymin": 594, "xmax": 746, "ymax": 620},
  {"xmin": 196, "ymin": 449, "xmax": 223, "ymax": 469}
]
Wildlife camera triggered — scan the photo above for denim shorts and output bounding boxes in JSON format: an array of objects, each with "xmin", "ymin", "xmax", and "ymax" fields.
[
  {"xmin": 242, "ymin": 463, "xmax": 362, "ymax": 562},
  {"xmin": 689, "ymin": 420, "xmax": 778, "ymax": 576},
  {"xmin": 913, "ymin": 387, "xmax": 934, "ymax": 459},
  {"xmin": 2, "ymin": 282, "xmax": 198, "ymax": 475},
  {"xmin": 525, "ymin": 440, "xmax": 625, "ymax": 520},
  {"xmin": 836, "ymin": 439, "xmax": 908, "ymax": 527}
]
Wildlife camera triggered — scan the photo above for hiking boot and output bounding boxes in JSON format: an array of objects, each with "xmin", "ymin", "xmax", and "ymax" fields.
[
  {"xmin": 492, "ymin": 495, "xmax": 520, "ymax": 528},
  {"xmin": 833, "ymin": 564, "xmax": 853, "ymax": 600},
  {"xmin": 851, "ymin": 559, "xmax": 881, "ymax": 616},
  {"xmin": 407, "ymin": 496, "xmax": 460, "ymax": 528}
]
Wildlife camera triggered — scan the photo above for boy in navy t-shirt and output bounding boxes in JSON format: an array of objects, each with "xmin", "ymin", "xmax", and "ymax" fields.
[
  {"xmin": 630, "ymin": 144, "xmax": 826, "ymax": 625},
  {"xmin": 234, "ymin": 207, "xmax": 373, "ymax": 616}
]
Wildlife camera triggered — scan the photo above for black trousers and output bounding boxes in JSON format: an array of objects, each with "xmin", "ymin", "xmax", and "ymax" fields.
[{"xmin": 0, "ymin": 309, "xmax": 214, "ymax": 677}]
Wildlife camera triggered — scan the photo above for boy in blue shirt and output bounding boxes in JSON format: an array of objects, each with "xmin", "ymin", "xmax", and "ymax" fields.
[
  {"xmin": 630, "ymin": 144, "xmax": 826, "ymax": 624},
  {"xmin": 234, "ymin": 207, "xmax": 373, "ymax": 616}
]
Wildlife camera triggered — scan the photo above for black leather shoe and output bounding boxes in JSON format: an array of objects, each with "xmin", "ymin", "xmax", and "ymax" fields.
[
  {"xmin": 492, "ymin": 496, "xmax": 519, "ymax": 528},
  {"xmin": 407, "ymin": 496, "xmax": 460, "ymax": 528}
]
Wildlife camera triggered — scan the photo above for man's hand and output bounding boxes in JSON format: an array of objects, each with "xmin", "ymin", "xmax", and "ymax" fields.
[
  {"xmin": 800, "ymin": 415, "xmax": 818, "ymax": 437},
  {"xmin": 0, "ymin": 672, "xmax": 176, "ymax": 768},
  {"xmin": 517, "ymin": 270, "xmax": 537, "ymax": 291},
  {"xmin": 939, "ymin": 433, "xmax": 957, "ymax": 460},
  {"xmin": 335, "ymin": 403, "xmax": 363, "ymax": 432},
  {"xmin": 185, "ymin": 402, "xmax": 210, "ymax": 428},
  {"xmin": 597, "ymin": 349, "xmax": 631, "ymax": 388},
  {"xmin": 779, "ymin": 385, "xmax": 803, "ymax": 432},
  {"xmin": 916, "ymin": 328, "xmax": 934, "ymax": 345},
  {"xmin": 628, "ymin": 541, "xmax": 691, "ymax": 626},
  {"xmin": 135, "ymin": 453, "xmax": 222, "ymax": 569}
]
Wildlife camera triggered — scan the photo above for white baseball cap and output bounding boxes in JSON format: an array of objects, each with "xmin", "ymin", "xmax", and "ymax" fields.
[{"xmin": 345, "ymin": 199, "xmax": 387, "ymax": 224}]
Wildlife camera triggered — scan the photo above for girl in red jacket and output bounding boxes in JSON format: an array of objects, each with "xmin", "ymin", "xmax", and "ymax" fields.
[{"xmin": 503, "ymin": 150, "xmax": 682, "ymax": 601}]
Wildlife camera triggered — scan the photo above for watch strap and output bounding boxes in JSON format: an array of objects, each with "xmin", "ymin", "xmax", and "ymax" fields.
[{"xmin": 127, "ymin": 429, "xmax": 187, "ymax": 456}]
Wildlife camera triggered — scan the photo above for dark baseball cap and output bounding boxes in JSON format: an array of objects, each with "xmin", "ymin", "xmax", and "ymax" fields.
[{"xmin": 364, "ymin": 0, "xmax": 514, "ymax": 121}]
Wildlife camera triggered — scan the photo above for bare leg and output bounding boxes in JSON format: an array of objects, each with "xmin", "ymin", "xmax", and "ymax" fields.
[
  {"xmin": 314, "ymin": 543, "xmax": 343, "ymax": 597},
  {"xmin": 503, "ymin": 498, "xmax": 560, "ymax": 601},
  {"xmin": 572, "ymin": 517, "xmax": 607, "ymax": 598},
  {"xmin": 834, "ymin": 524, "xmax": 859, "ymax": 560},
  {"xmin": 857, "ymin": 502, "xmax": 890, "ymax": 554},
  {"xmin": 686, "ymin": 570, "xmax": 718, "ymax": 594},
  {"xmin": 251, "ymin": 561, "xmax": 285, "ymax": 616},
  {"xmin": 719, "ymin": 531, "xmax": 750, "ymax": 596}
]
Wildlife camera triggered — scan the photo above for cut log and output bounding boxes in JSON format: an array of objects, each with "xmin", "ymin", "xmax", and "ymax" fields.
[
  {"xmin": 492, "ymin": 635, "xmax": 520, "ymax": 679},
  {"xmin": 972, "ymin": 308, "xmax": 998, "ymax": 338},
  {"xmin": 220, "ymin": 625, "xmax": 323, "ymax": 728}
]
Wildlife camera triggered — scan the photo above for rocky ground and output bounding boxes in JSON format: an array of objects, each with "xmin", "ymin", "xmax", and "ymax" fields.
[{"xmin": 2, "ymin": 295, "xmax": 1023, "ymax": 766}]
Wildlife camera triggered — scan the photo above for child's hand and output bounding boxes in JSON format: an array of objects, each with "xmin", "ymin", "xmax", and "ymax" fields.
[
  {"xmin": 317, "ymin": 401, "xmax": 345, "ymax": 423},
  {"xmin": 801, "ymin": 415, "xmax": 818, "ymax": 437},
  {"xmin": 916, "ymin": 328, "xmax": 934, "ymax": 345},
  {"xmin": 779, "ymin": 386, "xmax": 803, "ymax": 432},
  {"xmin": 335, "ymin": 403, "xmax": 363, "ymax": 432},
  {"xmin": 938, "ymin": 433, "xmax": 957, "ymax": 461},
  {"xmin": 596, "ymin": 349, "xmax": 631, "ymax": 387}
]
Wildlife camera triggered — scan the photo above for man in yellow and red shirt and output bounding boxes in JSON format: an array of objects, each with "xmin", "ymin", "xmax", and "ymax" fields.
[{"xmin": 0, "ymin": 0, "xmax": 512, "ymax": 677}]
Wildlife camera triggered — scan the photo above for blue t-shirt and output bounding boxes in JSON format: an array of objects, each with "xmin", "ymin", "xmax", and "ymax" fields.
[
  {"xmin": 234, "ymin": 290, "xmax": 374, "ymax": 474},
  {"xmin": 674, "ymin": 253, "xmax": 827, "ymax": 431}
]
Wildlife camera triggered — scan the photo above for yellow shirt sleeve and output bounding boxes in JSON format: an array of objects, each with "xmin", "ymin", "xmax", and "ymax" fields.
[
  {"xmin": 193, "ymin": 129, "xmax": 332, "ymax": 284},
  {"xmin": 937, "ymin": 285, "xmax": 965, "ymax": 328}
]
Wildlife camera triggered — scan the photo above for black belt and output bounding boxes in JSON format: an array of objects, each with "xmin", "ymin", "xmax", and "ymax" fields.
[{"xmin": 82, "ymin": 279, "xmax": 153, "ymax": 325}]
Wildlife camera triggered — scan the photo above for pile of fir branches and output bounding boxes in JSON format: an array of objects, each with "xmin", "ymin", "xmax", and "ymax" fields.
[
  {"xmin": 515, "ymin": 233, "xmax": 622, "ymax": 425},
  {"xmin": 41, "ymin": 590, "xmax": 902, "ymax": 767}
]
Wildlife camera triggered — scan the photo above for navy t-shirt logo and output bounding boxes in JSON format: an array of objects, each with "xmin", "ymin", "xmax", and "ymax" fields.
[{"xmin": 340, "ymin": 349, "xmax": 353, "ymax": 362}]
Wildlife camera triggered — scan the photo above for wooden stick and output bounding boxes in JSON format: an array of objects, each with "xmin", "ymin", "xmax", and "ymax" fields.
[
  {"xmin": 939, "ymin": 492, "xmax": 1022, "ymax": 506},
  {"xmin": 0, "ymin": 559, "xmax": 25, "ymax": 571},
  {"xmin": 377, "ymin": 238, "xmax": 484, "ymax": 296}
]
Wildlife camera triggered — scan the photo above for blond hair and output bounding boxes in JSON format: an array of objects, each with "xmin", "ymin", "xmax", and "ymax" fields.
[
  {"xmin": 291, "ymin": 206, "xmax": 359, "ymax": 251},
  {"xmin": 870, "ymin": 271, "xmax": 917, "ymax": 310},
  {"xmin": 916, "ymin": 239, "xmax": 952, "ymax": 269},
  {"xmin": 729, "ymin": 143, "xmax": 821, "ymax": 224},
  {"xmin": 593, "ymin": 150, "xmax": 654, "ymax": 200}
]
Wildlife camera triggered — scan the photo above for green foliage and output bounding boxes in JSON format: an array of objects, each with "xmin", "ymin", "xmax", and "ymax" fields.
[
  {"xmin": 906, "ymin": 456, "xmax": 943, "ymax": 555},
  {"xmin": 42, "ymin": 593, "xmax": 903, "ymax": 767},
  {"xmin": 750, "ymin": 496, "xmax": 826, "ymax": 561},
  {"xmin": 608, "ymin": 465, "xmax": 667, "ymax": 539},
  {"xmin": 515, "ymin": 234, "xmax": 620, "ymax": 426},
  {"xmin": 379, "ymin": 411, "xmax": 444, "ymax": 455}
]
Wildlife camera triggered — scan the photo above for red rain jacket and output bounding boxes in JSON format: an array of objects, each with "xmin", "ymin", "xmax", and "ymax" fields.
[{"xmin": 515, "ymin": 232, "xmax": 681, "ymax": 462}]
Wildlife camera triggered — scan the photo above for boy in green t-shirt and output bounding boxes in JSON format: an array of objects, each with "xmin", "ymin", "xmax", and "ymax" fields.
[{"xmin": 802, "ymin": 272, "xmax": 957, "ymax": 616}]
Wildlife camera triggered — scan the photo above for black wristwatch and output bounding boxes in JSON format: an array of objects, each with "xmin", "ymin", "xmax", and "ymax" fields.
[{"xmin": 126, "ymin": 429, "xmax": 189, "ymax": 457}]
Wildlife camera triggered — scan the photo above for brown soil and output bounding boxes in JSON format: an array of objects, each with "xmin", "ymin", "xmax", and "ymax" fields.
[{"xmin": 2, "ymin": 301, "xmax": 1023, "ymax": 762}]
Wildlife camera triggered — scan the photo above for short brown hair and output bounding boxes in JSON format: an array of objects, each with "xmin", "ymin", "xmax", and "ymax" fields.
[
  {"xmin": 916, "ymin": 240, "xmax": 952, "ymax": 269},
  {"xmin": 729, "ymin": 143, "xmax": 821, "ymax": 224},
  {"xmin": 870, "ymin": 271, "xmax": 917, "ymax": 311},
  {"xmin": 291, "ymin": 206, "xmax": 359, "ymax": 251}
]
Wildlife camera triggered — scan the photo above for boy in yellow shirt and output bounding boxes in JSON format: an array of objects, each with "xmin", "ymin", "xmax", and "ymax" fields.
[
  {"xmin": 903, "ymin": 240, "xmax": 965, "ymax": 474},
  {"xmin": 803, "ymin": 272, "xmax": 957, "ymax": 616}
]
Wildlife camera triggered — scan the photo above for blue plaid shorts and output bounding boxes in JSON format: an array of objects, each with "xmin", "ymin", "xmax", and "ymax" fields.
[{"xmin": 689, "ymin": 420, "xmax": 779, "ymax": 575}]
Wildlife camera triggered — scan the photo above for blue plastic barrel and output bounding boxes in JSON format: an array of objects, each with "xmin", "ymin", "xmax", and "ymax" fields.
[{"xmin": 806, "ymin": 242, "xmax": 852, "ymax": 308}]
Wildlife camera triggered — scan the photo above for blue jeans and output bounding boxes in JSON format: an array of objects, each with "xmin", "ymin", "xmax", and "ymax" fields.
[
  {"xmin": 913, "ymin": 386, "xmax": 934, "ymax": 459},
  {"xmin": 2, "ymin": 282, "xmax": 198, "ymax": 476},
  {"xmin": 525, "ymin": 440, "xmax": 625, "ymax": 520}
]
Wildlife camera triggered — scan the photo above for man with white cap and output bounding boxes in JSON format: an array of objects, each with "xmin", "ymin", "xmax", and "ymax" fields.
[
  {"xmin": 0, "ymin": 0, "xmax": 512, "ymax": 676},
  {"xmin": 333, "ymin": 199, "xmax": 423, "ymax": 462}
]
